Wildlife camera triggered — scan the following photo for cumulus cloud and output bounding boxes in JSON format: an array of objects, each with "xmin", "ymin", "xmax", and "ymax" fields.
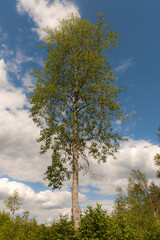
[
  {"xmin": 16, "ymin": 0, "xmax": 80, "ymax": 39},
  {"xmin": 0, "ymin": 59, "xmax": 27, "ymax": 111},
  {"xmin": 79, "ymin": 139, "xmax": 159, "ymax": 196},
  {"xmin": 0, "ymin": 109, "xmax": 48, "ymax": 182},
  {"xmin": 0, "ymin": 58, "xmax": 50, "ymax": 183},
  {"xmin": 0, "ymin": 59, "xmax": 9, "ymax": 87},
  {"xmin": 0, "ymin": 178, "xmax": 86, "ymax": 224}
]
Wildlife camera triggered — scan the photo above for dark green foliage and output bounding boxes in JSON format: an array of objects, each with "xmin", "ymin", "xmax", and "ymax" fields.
[
  {"xmin": 48, "ymin": 203, "xmax": 160, "ymax": 240},
  {"xmin": 47, "ymin": 205, "xmax": 131, "ymax": 240},
  {"xmin": 0, "ymin": 199, "xmax": 160, "ymax": 239},
  {"xmin": 0, "ymin": 211, "xmax": 50, "ymax": 240},
  {"xmin": 79, "ymin": 204, "xmax": 110, "ymax": 239},
  {"xmin": 149, "ymin": 181, "xmax": 160, "ymax": 218},
  {"xmin": 112, "ymin": 169, "xmax": 160, "ymax": 240},
  {"xmin": 49, "ymin": 215, "xmax": 77, "ymax": 240}
]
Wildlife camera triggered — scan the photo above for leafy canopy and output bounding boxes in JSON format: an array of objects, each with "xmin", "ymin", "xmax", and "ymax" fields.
[
  {"xmin": 113, "ymin": 169, "xmax": 160, "ymax": 239},
  {"xmin": 30, "ymin": 14, "xmax": 128, "ymax": 189}
]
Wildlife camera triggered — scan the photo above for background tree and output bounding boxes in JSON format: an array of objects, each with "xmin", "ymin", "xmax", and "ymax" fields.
[
  {"xmin": 149, "ymin": 181, "xmax": 160, "ymax": 222},
  {"xmin": 29, "ymin": 13, "xmax": 128, "ymax": 229},
  {"xmin": 154, "ymin": 125, "xmax": 160, "ymax": 178},
  {"xmin": 4, "ymin": 190, "xmax": 22, "ymax": 217},
  {"xmin": 112, "ymin": 169, "xmax": 160, "ymax": 239}
]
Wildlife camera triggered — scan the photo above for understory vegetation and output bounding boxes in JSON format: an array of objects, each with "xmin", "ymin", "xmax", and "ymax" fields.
[{"xmin": 1, "ymin": 169, "xmax": 160, "ymax": 240}]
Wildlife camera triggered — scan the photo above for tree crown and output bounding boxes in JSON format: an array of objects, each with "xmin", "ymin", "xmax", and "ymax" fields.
[{"xmin": 30, "ymin": 14, "xmax": 128, "ymax": 189}]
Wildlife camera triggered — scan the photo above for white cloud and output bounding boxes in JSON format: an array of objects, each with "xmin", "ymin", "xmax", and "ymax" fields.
[
  {"xmin": 0, "ymin": 58, "xmax": 49, "ymax": 183},
  {"xmin": 0, "ymin": 59, "xmax": 27, "ymax": 111},
  {"xmin": 0, "ymin": 178, "xmax": 86, "ymax": 224},
  {"xmin": 0, "ymin": 108, "xmax": 50, "ymax": 182},
  {"xmin": 115, "ymin": 58, "xmax": 133, "ymax": 74},
  {"xmin": 79, "ymin": 139, "xmax": 159, "ymax": 196},
  {"xmin": 0, "ymin": 89, "xmax": 27, "ymax": 111},
  {"xmin": 0, "ymin": 59, "xmax": 9, "ymax": 88},
  {"xmin": 16, "ymin": 0, "xmax": 80, "ymax": 39}
]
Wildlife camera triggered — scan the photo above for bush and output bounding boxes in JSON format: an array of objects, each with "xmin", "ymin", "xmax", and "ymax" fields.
[
  {"xmin": 49, "ymin": 214, "xmax": 77, "ymax": 240},
  {"xmin": 0, "ymin": 204, "xmax": 160, "ymax": 239}
]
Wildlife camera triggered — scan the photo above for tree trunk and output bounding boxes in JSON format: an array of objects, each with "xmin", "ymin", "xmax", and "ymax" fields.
[
  {"xmin": 72, "ymin": 64, "xmax": 80, "ymax": 230},
  {"xmin": 72, "ymin": 139, "xmax": 80, "ymax": 229}
]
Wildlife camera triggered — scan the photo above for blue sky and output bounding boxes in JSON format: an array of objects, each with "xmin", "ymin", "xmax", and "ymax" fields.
[{"xmin": 0, "ymin": 0, "xmax": 159, "ymax": 223}]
